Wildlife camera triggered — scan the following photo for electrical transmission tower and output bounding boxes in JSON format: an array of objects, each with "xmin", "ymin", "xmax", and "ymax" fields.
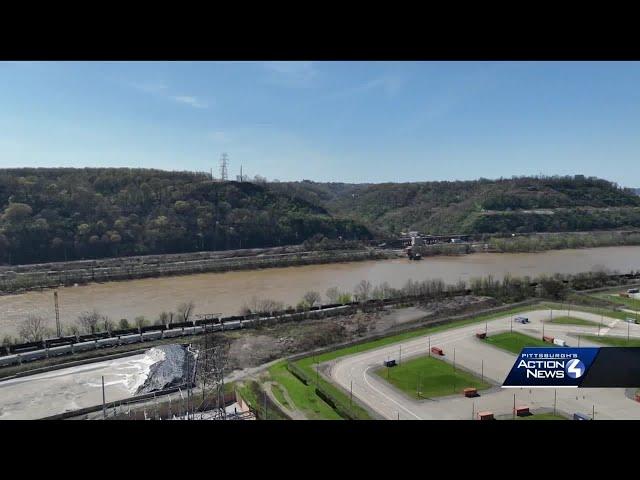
[
  {"xmin": 194, "ymin": 335, "xmax": 228, "ymax": 420},
  {"xmin": 219, "ymin": 153, "xmax": 229, "ymax": 181}
]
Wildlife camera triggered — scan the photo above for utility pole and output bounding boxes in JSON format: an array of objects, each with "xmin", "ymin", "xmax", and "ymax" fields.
[
  {"xmin": 428, "ymin": 337, "xmax": 431, "ymax": 357},
  {"xmin": 513, "ymin": 393, "xmax": 516, "ymax": 420},
  {"xmin": 592, "ymin": 404, "xmax": 595, "ymax": 420},
  {"xmin": 510, "ymin": 315, "xmax": 513, "ymax": 333},
  {"xmin": 554, "ymin": 389, "xmax": 557, "ymax": 416},
  {"xmin": 399, "ymin": 345, "xmax": 402, "ymax": 366},
  {"xmin": 102, "ymin": 375, "xmax": 106, "ymax": 420},
  {"xmin": 481, "ymin": 359, "xmax": 484, "ymax": 383},
  {"xmin": 54, "ymin": 291, "xmax": 61, "ymax": 338},
  {"xmin": 350, "ymin": 380, "xmax": 353, "ymax": 407},
  {"xmin": 263, "ymin": 390, "xmax": 268, "ymax": 420}
]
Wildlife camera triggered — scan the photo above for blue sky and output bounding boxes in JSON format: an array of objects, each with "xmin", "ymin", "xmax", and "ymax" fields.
[{"xmin": 1, "ymin": 61, "xmax": 639, "ymax": 186}]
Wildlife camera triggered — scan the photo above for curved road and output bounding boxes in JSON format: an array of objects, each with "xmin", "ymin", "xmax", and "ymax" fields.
[{"xmin": 329, "ymin": 309, "xmax": 640, "ymax": 420}]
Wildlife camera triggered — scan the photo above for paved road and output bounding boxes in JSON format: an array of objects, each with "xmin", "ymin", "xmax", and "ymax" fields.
[{"xmin": 329, "ymin": 309, "xmax": 640, "ymax": 420}]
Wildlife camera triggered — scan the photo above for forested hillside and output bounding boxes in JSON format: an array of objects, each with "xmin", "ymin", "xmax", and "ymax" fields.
[
  {"xmin": 1, "ymin": 169, "xmax": 638, "ymax": 266},
  {"xmin": 0, "ymin": 168, "xmax": 369, "ymax": 265},
  {"xmin": 291, "ymin": 176, "xmax": 640, "ymax": 236}
]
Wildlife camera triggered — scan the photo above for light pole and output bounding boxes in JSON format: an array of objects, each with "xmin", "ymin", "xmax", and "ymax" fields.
[{"xmin": 350, "ymin": 380, "xmax": 353, "ymax": 407}]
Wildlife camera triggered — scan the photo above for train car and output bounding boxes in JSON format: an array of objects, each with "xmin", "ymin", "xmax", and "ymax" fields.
[
  {"xmin": 169, "ymin": 321, "xmax": 193, "ymax": 329},
  {"xmin": 0, "ymin": 354, "xmax": 20, "ymax": 367},
  {"xmin": 72, "ymin": 341, "xmax": 97, "ymax": 353},
  {"xmin": 223, "ymin": 320, "xmax": 242, "ymax": 331},
  {"xmin": 77, "ymin": 332, "xmax": 110, "ymax": 343},
  {"xmin": 162, "ymin": 328, "xmax": 184, "ymax": 339},
  {"xmin": 10, "ymin": 340, "xmax": 45, "ymax": 354},
  {"xmin": 112, "ymin": 328, "xmax": 139, "ymax": 337},
  {"xmin": 192, "ymin": 326, "xmax": 204, "ymax": 334},
  {"xmin": 141, "ymin": 324, "xmax": 166, "ymax": 333},
  {"xmin": 119, "ymin": 334, "xmax": 142, "ymax": 345},
  {"xmin": 141, "ymin": 331, "xmax": 163, "ymax": 342},
  {"xmin": 44, "ymin": 336, "xmax": 76, "ymax": 348},
  {"xmin": 19, "ymin": 349, "xmax": 48, "ymax": 362},
  {"xmin": 207, "ymin": 323, "xmax": 223, "ymax": 333},
  {"xmin": 47, "ymin": 345, "xmax": 73, "ymax": 357},
  {"xmin": 182, "ymin": 327, "xmax": 196, "ymax": 336},
  {"xmin": 96, "ymin": 337, "xmax": 120, "ymax": 348}
]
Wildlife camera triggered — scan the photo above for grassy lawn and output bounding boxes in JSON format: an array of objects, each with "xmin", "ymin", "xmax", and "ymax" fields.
[
  {"xmin": 270, "ymin": 383, "xmax": 290, "ymax": 409},
  {"xmin": 267, "ymin": 361, "xmax": 342, "ymax": 420},
  {"xmin": 541, "ymin": 302, "xmax": 630, "ymax": 321},
  {"xmin": 374, "ymin": 355, "xmax": 490, "ymax": 399},
  {"xmin": 484, "ymin": 332, "xmax": 554, "ymax": 354},
  {"xmin": 579, "ymin": 334, "xmax": 640, "ymax": 347},
  {"xmin": 546, "ymin": 316, "xmax": 604, "ymax": 327},
  {"xmin": 287, "ymin": 302, "xmax": 626, "ymax": 420},
  {"xmin": 516, "ymin": 413, "xmax": 567, "ymax": 420},
  {"xmin": 597, "ymin": 293, "xmax": 640, "ymax": 310}
]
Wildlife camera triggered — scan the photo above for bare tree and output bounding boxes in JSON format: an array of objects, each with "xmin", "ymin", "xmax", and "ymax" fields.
[
  {"xmin": 354, "ymin": 280, "xmax": 372, "ymax": 302},
  {"xmin": 18, "ymin": 314, "xmax": 49, "ymax": 342},
  {"xmin": 302, "ymin": 291, "xmax": 321, "ymax": 308},
  {"xmin": 102, "ymin": 316, "xmax": 115, "ymax": 334},
  {"xmin": 134, "ymin": 316, "xmax": 149, "ymax": 330},
  {"xmin": 65, "ymin": 324, "xmax": 80, "ymax": 336},
  {"xmin": 157, "ymin": 311, "xmax": 171, "ymax": 326},
  {"xmin": 77, "ymin": 310, "xmax": 101, "ymax": 334},
  {"xmin": 325, "ymin": 286, "xmax": 340, "ymax": 303},
  {"xmin": 177, "ymin": 301, "xmax": 195, "ymax": 323},
  {"xmin": 240, "ymin": 296, "xmax": 284, "ymax": 315}
]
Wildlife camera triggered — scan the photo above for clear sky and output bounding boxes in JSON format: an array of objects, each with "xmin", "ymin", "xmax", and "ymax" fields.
[{"xmin": 1, "ymin": 61, "xmax": 639, "ymax": 186}]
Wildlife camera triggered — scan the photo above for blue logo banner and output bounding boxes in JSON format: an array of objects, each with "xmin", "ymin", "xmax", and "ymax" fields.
[{"xmin": 502, "ymin": 347, "xmax": 600, "ymax": 387}]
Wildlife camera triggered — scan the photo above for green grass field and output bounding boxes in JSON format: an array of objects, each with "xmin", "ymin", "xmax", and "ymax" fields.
[
  {"xmin": 286, "ymin": 302, "xmax": 626, "ymax": 420},
  {"xmin": 484, "ymin": 332, "xmax": 553, "ymax": 354},
  {"xmin": 270, "ymin": 383, "xmax": 290, "ymax": 409},
  {"xmin": 541, "ymin": 301, "xmax": 631, "ymax": 321},
  {"xmin": 516, "ymin": 413, "xmax": 567, "ymax": 420},
  {"xmin": 579, "ymin": 334, "xmax": 640, "ymax": 347},
  {"xmin": 597, "ymin": 293, "xmax": 640, "ymax": 310},
  {"xmin": 374, "ymin": 355, "xmax": 490, "ymax": 399},
  {"xmin": 267, "ymin": 361, "xmax": 342, "ymax": 420},
  {"xmin": 546, "ymin": 316, "xmax": 604, "ymax": 327}
]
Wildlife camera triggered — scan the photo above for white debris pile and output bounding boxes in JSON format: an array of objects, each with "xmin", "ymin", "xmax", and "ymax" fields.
[{"xmin": 135, "ymin": 344, "xmax": 195, "ymax": 395}]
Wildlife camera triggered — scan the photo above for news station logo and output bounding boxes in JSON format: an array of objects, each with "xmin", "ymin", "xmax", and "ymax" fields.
[
  {"xmin": 566, "ymin": 359, "xmax": 585, "ymax": 379},
  {"xmin": 503, "ymin": 348, "xmax": 598, "ymax": 388}
]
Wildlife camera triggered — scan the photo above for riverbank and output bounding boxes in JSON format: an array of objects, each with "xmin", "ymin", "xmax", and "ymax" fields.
[
  {"xmin": 3, "ymin": 230, "xmax": 640, "ymax": 295},
  {"xmin": 0, "ymin": 246, "xmax": 398, "ymax": 295},
  {"xmin": 2, "ymin": 245, "xmax": 640, "ymax": 341}
]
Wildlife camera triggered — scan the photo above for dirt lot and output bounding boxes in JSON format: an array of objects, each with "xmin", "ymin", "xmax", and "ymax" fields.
[{"xmin": 201, "ymin": 295, "xmax": 498, "ymax": 374}]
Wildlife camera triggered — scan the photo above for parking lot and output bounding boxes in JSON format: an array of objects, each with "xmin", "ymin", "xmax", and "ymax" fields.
[{"xmin": 328, "ymin": 309, "xmax": 640, "ymax": 419}]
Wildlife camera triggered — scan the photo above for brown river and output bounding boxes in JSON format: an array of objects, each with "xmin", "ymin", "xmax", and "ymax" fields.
[{"xmin": 1, "ymin": 246, "xmax": 640, "ymax": 338}]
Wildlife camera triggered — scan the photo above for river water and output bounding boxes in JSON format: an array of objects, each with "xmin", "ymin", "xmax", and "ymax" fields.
[{"xmin": 1, "ymin": 246, "xmax": 639, "ymax": 338}]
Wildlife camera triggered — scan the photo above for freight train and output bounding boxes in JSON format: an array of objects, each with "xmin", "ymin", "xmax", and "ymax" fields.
[{"xmin": 0, "ymin": 302, "xmax": 360, "ymax": 368}]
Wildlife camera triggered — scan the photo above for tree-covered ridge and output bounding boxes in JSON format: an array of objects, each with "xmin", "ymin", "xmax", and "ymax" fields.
[
  {"xmin": 311, "ymin": 175, "xmax": 640, "ymax": 235},
  {"xmin": 0, "ymin": 168, "xmax": 370, "ymax": 265}
]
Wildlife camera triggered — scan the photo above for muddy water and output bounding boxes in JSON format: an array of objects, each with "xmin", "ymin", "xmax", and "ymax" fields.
[{"xmin": 1, "ymin": 246, "xmax": 639, "ymax": 338}]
